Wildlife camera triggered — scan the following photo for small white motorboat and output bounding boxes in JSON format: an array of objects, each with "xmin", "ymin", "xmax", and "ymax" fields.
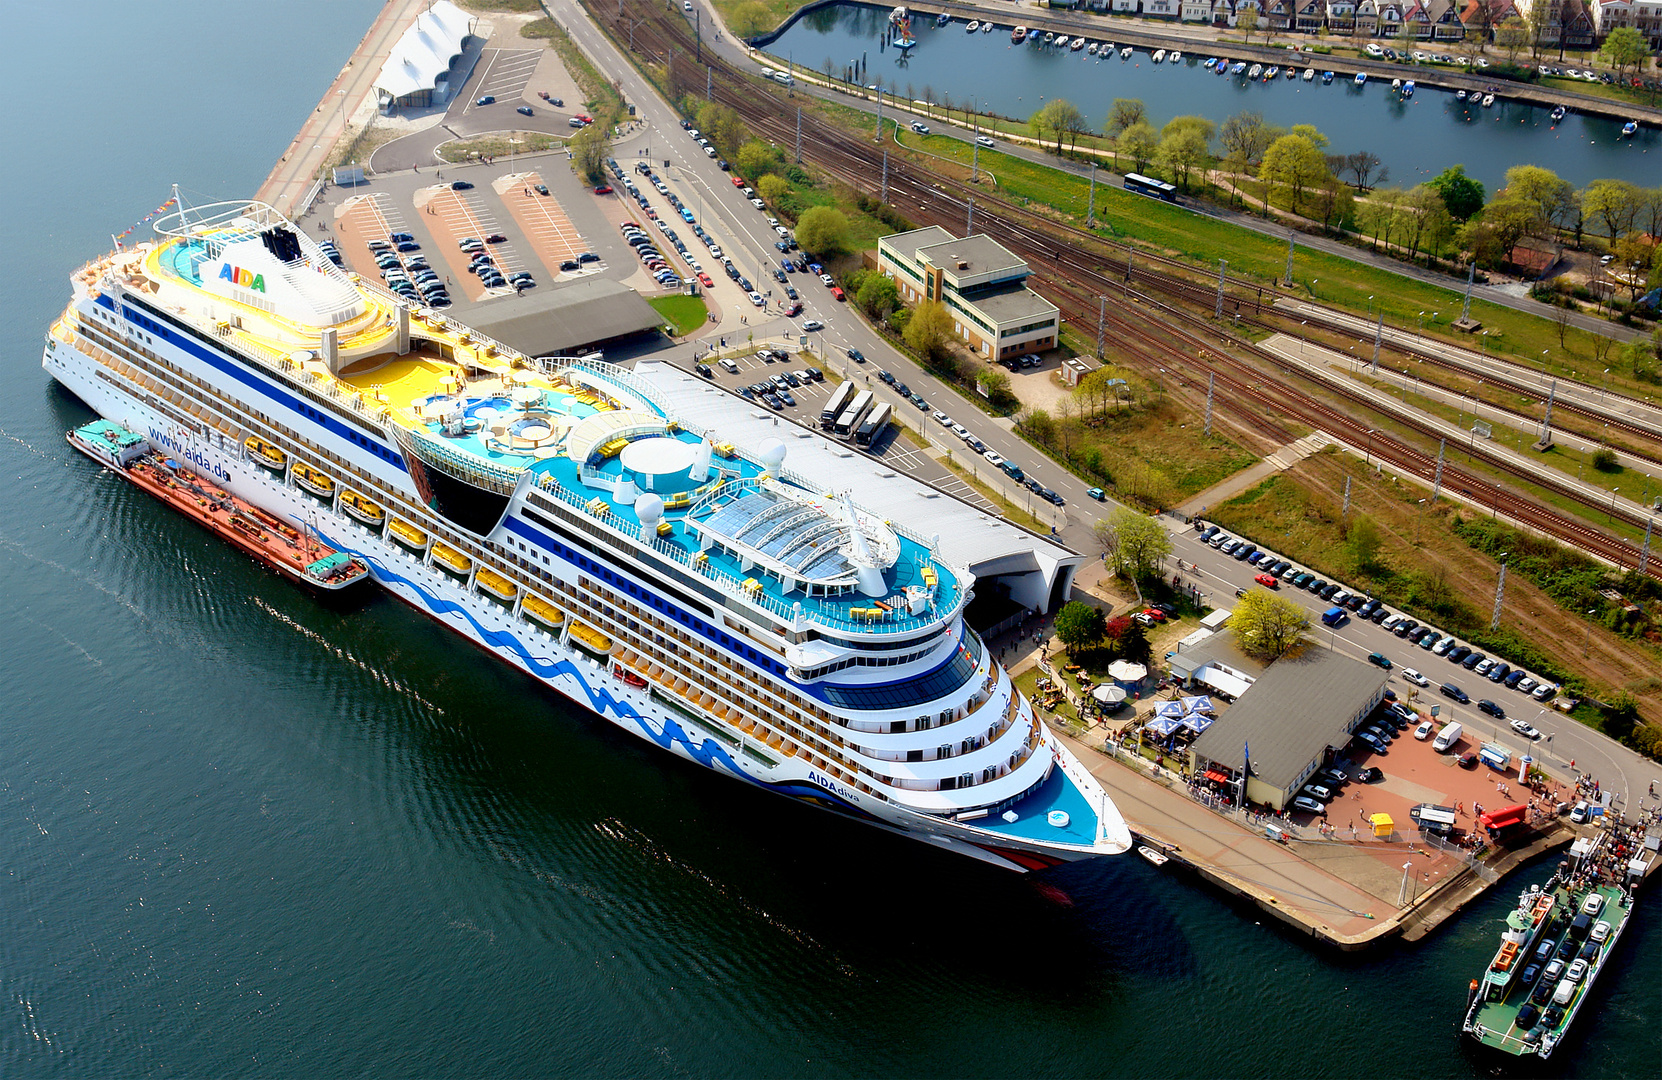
[
  {"xmin": 1303, "ymin": 68, "xmax": 1314, "ymax": 81},
  {"xmin": 1153, "ymin": 49, "xmax": 1166, "ymax": 63},
  {"xmin": 1169, "ymin": 50, "xmax": 1182, "ymax": 63},
  {"xmin": 1138, "ymin": 845, "xmax": 1170, "ymax": 867},
  {"xmin": 1457, "ymin": 89, "xmax": 1467, "ymax": 101},
  {"xmin": 1121, "ymin": 47, "xmax": 1133, "ymax": 59},
  {"xmin": 965, "ymin": 20, "xmax": 979, "ymax": 32},
  {"xmin": 1248, "ymin": 63, "xmax": 1262, "ymax": 79},
  {"xmin": 1482, "ymin": 92, "xmax": 1495, "ymax": 106}
]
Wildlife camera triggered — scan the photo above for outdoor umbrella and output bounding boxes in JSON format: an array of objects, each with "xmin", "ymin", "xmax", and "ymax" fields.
[
  {"xmin": 1181, "ymin": 695, "xmax": 1215, "ymax": 714},
  {"xmin": 1155, "ymin": 701, "xmax": 1186, "ymax": 719},
  {"xmin": 1179, "ymin": 713, "xmax": 1215, "ymax": 734},
  {"xmin": 1092, "ymin": 684, "xmax": 1127, "ymax": 705},
  {"xmin": 1144, "ymin": 716, "xmax": 1181, "ymax": 737}
]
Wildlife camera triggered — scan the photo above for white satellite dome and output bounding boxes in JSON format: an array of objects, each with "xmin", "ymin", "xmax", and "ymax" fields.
[
  {"xmin": 635, "ymin": 492, "xmax": 664, "ymax": 527},
  {"xmin": 758, "ymin": 438, "xmax": 787, "ymax": 469}
]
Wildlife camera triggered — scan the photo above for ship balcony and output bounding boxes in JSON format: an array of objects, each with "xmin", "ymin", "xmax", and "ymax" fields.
[
  {"xmin": 844, "ymin": 674, "xmax": 1017, "ymax": 759},
  {"xmin": 846, "ymin": 713, "xmax": 1034, "ymax": 785}
]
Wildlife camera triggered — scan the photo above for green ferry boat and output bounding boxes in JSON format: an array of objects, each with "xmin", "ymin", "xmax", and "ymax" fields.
[{"xmin": 1462, "ymin": 830, "xmax": 1649, "ymax": 1059}]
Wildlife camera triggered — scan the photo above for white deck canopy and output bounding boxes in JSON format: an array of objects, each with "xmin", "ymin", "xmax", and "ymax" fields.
[{"xmin": 374, "ymin": 1, "xmax": 474, "ymax": 106}]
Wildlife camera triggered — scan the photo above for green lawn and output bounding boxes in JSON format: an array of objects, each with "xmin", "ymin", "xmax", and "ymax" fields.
[
  {"xmin": 893, "ymin": 130, "xmax": 1646, "ymax": 392},
  {"xmin": 649, "ymin": 294, "xmax": 709, "ymax": 337}
]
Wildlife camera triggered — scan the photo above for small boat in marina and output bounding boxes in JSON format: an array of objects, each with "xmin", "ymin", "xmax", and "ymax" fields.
[
  {"xmin": 1248, "ymin": 63, "xmax": 1262, "ymax": 78},
  {"xmin": 1205, "ymin": 56, "xmax": 1218, "ymax": 68},
  {"xmin": 1152, "ymin": 49, "xmax": 1166, "ymax": 63},
  {"xmin": 1027, "ymin": 28, "xmax": 1041, "ymax": 41},
  {"xmin": 1169, "ymin": 50, "xmax": 1181, "ymax": 63},
  {"xmin": 1231, "ymin": 61, "xmax": 1246, "ymax": 75},
  {"xmin": 1265, "ymin": 65, "xmax": 1279, "ymax": 80},
  {"xmin": 1391, "ymin": 77, "xmax": 1402, "ymax": 91},
  {"xmin": 1087, "ymin": 43, "xmax": 1098, "ymax": 55},
  {"xmin": 1137, "ymin": 845, "xmax": 1170, "ymax": 867},
  {"xmin": 1549, "ymin": 104, "xmax": 1565, "ymax": 121},
  {"xmin": 1042, "ymin": 32, "xmax": 1055, "ymax": 45},
  {"xmin": 1457, "ymin": 89, "xmax": 1467, "ymax": 101},
  {"xmin": 1285, "ymin": 65, "xmax": 1296, "ymax": 79},
  {"xmin": 1071, "ymin": 36, "xmax": 1086, "ymax": 51},
  {"xmin": 1403, "ymin": 80, "xmax": 1415, "ymax": 97},
  {"xmin": 1303, "ymin": 68, "xmax": 1314, "ymax": 81},
  {"xmin": 1482, "ymin": 92, "xmax": 1495, "ymax": 106},
  {"xmin": 1355, "ymin": 72, "xmax": 1368, "ymax": 85},
  {"xmin": 1623, "ymin": 119, "xmax": 1639, "ymax": 136},
  {"xmin": 1321, "ymin": 70, "xmax": 1334, "ymax": 83},
  {"xmin": 982, "ymin": 20, "xmax": 992, "ymax": 32},
  {"xmin": 1012, "ymin": 24, "xmax": 1026, "ymax": 42},
  {"xmin": 1121, "ymin": 46, "xmax": 1132, "ymax": 59},
  {"xmin": 965, "ymin": 20, "xmax": 979, "ymax": 32},
  {"xmin": 935, "ymin": 11, "xmax": 949, "ymax": 26}
]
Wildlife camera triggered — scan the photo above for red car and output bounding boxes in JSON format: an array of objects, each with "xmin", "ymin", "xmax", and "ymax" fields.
[
  {"xmin": 593, "ymin": 185, "xmax": 613, "ymax": 195},
  {"xmin": 1140, "ymin": 608, "xmax": 1167, "ymax": 622},
  {"xmin": 783, "ymin": 302, "xmax": 804, "ymax": 317},
  {"xmin": 1254, "ymin": 572, "xmax": 1279, "ymax": 588},
  {"xmin": 576, "ymin": 114, "xmax": 594, "ymax": 124},
  {"xmin": 831, "ymin": 286, "xmax": 846, "ymax": 301},
  {"xmin": 697, "ymin": 271, "xmax": 714, "ymax": 288},
  {"xmin": 731, "ymin": 176, "xmax": 747, "ymax": 187}
]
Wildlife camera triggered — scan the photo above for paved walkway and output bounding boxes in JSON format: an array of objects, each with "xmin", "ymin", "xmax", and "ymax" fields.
[{"xmin": 1176, "ymin": 433, "xmax": 1329, "ymax": 517}]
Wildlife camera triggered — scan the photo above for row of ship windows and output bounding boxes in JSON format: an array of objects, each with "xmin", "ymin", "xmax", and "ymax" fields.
[{"xmin": 795, "ymin": 642, "xmax": 940, "ymax": 680}]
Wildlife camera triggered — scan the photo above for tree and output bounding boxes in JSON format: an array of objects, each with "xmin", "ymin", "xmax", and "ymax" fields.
[
  {"xmin": 569, "ymin": 126, "xmax": 609, "ymax": 185},
  {"xmin": 735, "ymin": 139, "xmax": 780, "ymax": 179},
  {"xmin": 1428, "ymin": 164, "xmax": 1485, "ymax": 221},
  {"xmin": 1524, "ymin": 0, "xmax": 1551, "ymax": 57},
  {"xmin": 976, "ymin": 368, "xmax": 1017, "ymax": 409},
  {"xmin": 756, "ymin": 173, "xmax": 792, "ymax": 209},
  {"xmin": 1102, "ymin": 507, "xmax": 1173, "ymax": 581},
  {"xmin": 1484, "ymin": 195, "xmax": 1543, "ymax": 261},
  {"xmin": 1261, "ymin": 133, "xmax": 1330, "ymax": 212},
  {"xmin": 1158, "ymin": 127, "xmax": 1212, "ymax": 190},
  {"xmin": 1495, "ymin": 16, "xmax": 1529, "ymax": 61},
  {"xmin": 1237, "ymin": 7, "xmax": 1259, "ymax": 43},
  {"xmin": 1346, "ymin": 515, "xmax": 1383, "ymax": 572},
  {"xmin": 1118, "ymin": 121, "xmax": 1158, "ymax": 174},
  {"xmin": 1230, "ymin": 589, "xmax": 1312, "ymax": 659},
  {"xmin": 1503, "ymin": 164, "xmax": 1576, "ymax": 236},
  {"xmin": 1340, "ymin": 150, "xmax": 1388, "ymax": 192},
  {"xmin": 1054, "ymin": 601, "xmax": 1106, "ymax": 652},
  {"xmin": 793, "ymin": 206, "xmax": 849, "ymax": 255},
  {"xmin": 903, "ymin": 298, "xmax": 957, "ymax": 363},
  {"xmin": 1582, "ymin": 179, "xmax": 1642, "ymax": 244},
  {"xmin": 695, "ymin": 102, "xmax": 746, "ymax": 156},
  {"xmin": 1403, "ymin": 184, "xmax": 1452, "ymax": 261},
  {"xmin": 728, "ymin": 1, "xmax": 772, "ymax": 38},
  {"xmin": 1289, "ymin": 123, "xmax": 1330, "ymax": 150},
  {"xmin": 856, "ymin": 273, "xmax": 899, "ymax": 319},
  {"xmin": 1219, "ymin": 110, "xmax": 1275, "ymax": 170},
  {"xmin": 1600, "ymin": 26, "xmax": 1649, "ymax": 74},
  {"xmin": 1032, "ymin": 98, "xmax": 1087, "ymax": 153},
  {"xmin": 1106, "ymin": 98, "xmax": 1146, "ymax": 137}
]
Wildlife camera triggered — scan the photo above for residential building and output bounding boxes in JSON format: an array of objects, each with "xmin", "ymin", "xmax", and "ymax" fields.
[{"xmin": 876, "ymin": 227, "xmax": 1062, "ymax": 361}]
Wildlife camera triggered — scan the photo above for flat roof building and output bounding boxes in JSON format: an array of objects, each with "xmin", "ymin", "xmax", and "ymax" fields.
[
  {"xmin": 461, "ymin": 278, "xmax": 665, "ymax": 359},
  {"xmin": 1178, "ymin": 639, "xmax": 1388, "ymax": 811},
  {"xmin": 877, "ymin": 227, "xmax": 1061, "ymax": 361}
]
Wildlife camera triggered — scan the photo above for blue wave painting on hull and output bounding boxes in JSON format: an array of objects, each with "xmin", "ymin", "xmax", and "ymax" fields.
[{"xmin": 321, "ymin": 531, "xmax": 876, "ymax": 820}]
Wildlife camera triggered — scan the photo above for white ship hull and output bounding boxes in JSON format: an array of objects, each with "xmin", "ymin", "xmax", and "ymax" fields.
[{"xmin": 45, "ymin": 325, "xmax": 1117, "ymax": 873}]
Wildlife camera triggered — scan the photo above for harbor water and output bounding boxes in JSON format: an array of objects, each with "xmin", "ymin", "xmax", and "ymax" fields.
[
  {"xmin": 1, "ymin": 2, "xmax": 1658, "ymax": 1075},
  {"xmin": 766, "ymin": 4, "xmax": 1658, "ymax": 191}
]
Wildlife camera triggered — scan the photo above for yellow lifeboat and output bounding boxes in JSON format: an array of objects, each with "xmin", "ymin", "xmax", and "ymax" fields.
[
  {"xmin": 430, "ymin": 541, "xmax": 472, "ymax": 576},
  {"xmin": 291, "ymin": 461, "xmax": 336, "ymax": 499},
  {"xmin": 389, "ymin": 517, "xmax": 429, "ymax": 551},
  {"xmin": 339, "ymin": 489, "xmax": 386, "ymax": 526},
  {"xmin": 521, "ymin": 594, "xmax": 565, "ymax": 630},
  {"xmin": 474, "ymin": 566, "xmax": 518, "ymax": 602},
  {"xmin": 567, "ymin": 621, "xmax": 614, "ymax": 657},
  {"xmin": 245, "ymin": 435, "xmax": 287, "ymax": 471}
]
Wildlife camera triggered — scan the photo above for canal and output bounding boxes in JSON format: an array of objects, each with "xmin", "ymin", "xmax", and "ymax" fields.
[{"xmin": 765, "ymin": 4, "xmax": 1658, "ymax": 192}]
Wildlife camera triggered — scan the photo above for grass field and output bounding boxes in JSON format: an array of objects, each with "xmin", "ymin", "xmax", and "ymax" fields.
[{"xmin": 648, "ymin": 294, "xmax": 709, "ymax": 337}]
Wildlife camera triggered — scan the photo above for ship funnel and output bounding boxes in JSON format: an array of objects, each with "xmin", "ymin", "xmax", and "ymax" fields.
[{"xmin": 691, "ymin": 435, "xmax": 713, "ymax": 482}]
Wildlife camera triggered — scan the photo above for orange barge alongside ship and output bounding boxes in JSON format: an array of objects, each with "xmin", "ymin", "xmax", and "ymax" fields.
[{"xmin": 68, "ymin": 419, "xmax": 369, "ymax": 592}]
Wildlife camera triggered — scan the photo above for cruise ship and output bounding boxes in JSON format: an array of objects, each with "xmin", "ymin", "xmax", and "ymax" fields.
[{"xmin": 43, "ymin": 195, "xmax": 1131, "ymax": 872}]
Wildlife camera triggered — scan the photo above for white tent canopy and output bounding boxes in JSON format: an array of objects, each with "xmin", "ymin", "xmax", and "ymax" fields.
[{"xmin": 375, "ymin": 1, "xmax": 474, "ymax": 104}]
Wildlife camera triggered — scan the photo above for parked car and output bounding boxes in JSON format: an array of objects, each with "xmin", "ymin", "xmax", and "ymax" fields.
[
  {"xmin": 1415, "ymin": 720, "xmax": 1435, "ymax": 740},
  {"xmin": 1291, "ymin": 795, "xmax": 1326, "ymax": 814},
  {"xmin": 1402, "ymin": 668, "xmax": 1429, "ymax": 687},
  {"xmin": 1440, "ymin": 683, "xmax": 1470, "ymax": 704},
  {"xmin": 1254, "ymin": 573, "xmax": 1279, "ymax": 588},
  {"xmin": 1478, "ymin": 699, "xmax": 1506, "ymax": 718}
]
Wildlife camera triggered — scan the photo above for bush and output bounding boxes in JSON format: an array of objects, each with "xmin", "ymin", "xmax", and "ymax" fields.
[{"xmin": 1591, "ymin": 447, "xmax": 1620, "ymax": 472}]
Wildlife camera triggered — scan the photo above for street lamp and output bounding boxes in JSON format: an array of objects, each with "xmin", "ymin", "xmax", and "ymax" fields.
[
  {"xmin": 1415, "ymin": 498, "xmax": 1427, "ymax": 545},
  {"xmin": 1365, "ymin": 428, "xmax": 1376, "ymax": 466},
  {"xmin": 1610, "ymin": 487, "xmax": 1619, "ymax": 519}
]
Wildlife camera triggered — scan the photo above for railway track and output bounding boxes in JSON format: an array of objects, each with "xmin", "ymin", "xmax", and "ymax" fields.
[{"xmin": 588, "ymin": 3, "xmax": 1660, "ymax": 577}]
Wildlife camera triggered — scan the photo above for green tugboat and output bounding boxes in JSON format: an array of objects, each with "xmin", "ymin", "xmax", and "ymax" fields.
[{"xmin": 1462, "ymin": 825, "xmax": 1655, "ymax": 1059}]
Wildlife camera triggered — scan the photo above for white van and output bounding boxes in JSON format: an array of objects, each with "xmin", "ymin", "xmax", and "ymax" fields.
[
  {"xmin": 1432, "ymin": 721, "xmax": 1463, "ymax": 753},
  {"xmin": 718, "ymin": 357, "xmax": 739, "ymax": 374}
]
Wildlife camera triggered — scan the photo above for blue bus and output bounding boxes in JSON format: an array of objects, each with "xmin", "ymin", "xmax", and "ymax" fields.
[{"xmin": 1124, "ymin": 172, "xmax": 1178, "ymax": 201}]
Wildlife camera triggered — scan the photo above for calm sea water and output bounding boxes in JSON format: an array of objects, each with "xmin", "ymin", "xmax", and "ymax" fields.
[
  {"xmin": 2, "ymin": 3, "xmax": 1658, "ymax": 1077},
  {"xmin": 767, "ymin": 4, "xmax": 1660, "ymax": 191}
]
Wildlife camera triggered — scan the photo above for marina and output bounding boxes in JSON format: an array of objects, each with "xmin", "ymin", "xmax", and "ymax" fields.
[{"xmin": 767, "ymin": 3, "xmax": 1658, "ymax": 190}]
